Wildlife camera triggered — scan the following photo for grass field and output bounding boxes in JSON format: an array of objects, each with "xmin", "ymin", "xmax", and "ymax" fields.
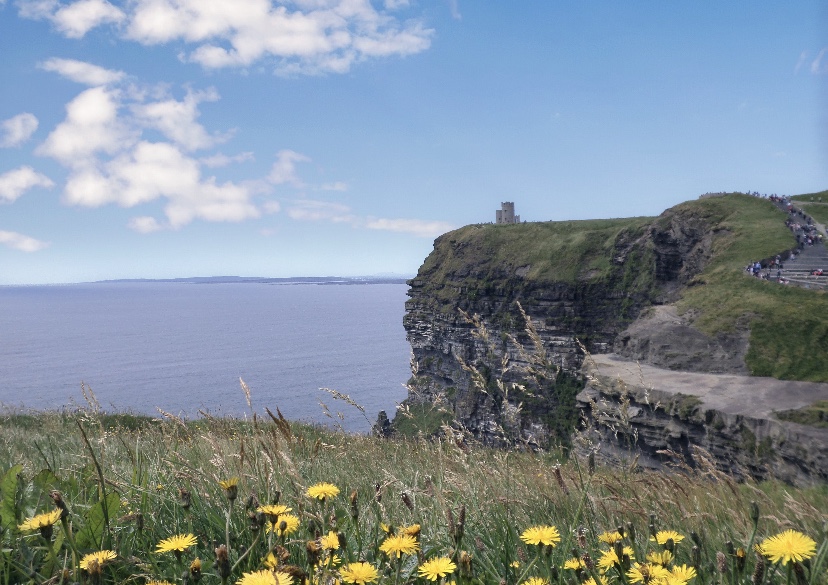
[{"xmin": 1, "ymin": 406, "xmax": 826, "ymax": 585}]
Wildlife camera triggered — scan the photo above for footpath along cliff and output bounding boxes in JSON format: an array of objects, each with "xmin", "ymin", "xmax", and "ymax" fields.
[{"xmin": 387, "ymin": 193, "xmax": 828, "ymax": 485}]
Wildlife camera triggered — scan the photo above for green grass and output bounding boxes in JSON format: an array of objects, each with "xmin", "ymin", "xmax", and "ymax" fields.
[
  {"xmin": 0, "ymin": 409, "xmax": 826, "ymax": 585},
  {"xmin": 775, "ymin": 400, "xmax": 828, "ymax": 428}
]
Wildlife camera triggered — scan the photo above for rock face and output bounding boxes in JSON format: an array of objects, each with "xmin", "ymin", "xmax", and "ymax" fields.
[
  {"xmin": 399, "ymin": 194, "xmax": 828, "ymax": 483},
  {"xmin": 578, "ymin": 355, "xmax": 828, "ymax": 485}
]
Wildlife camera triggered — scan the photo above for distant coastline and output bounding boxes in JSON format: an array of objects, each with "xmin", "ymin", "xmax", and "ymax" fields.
[{"xmin": 91, "ymin": 275, "xmax": 412, "ymax": 285}]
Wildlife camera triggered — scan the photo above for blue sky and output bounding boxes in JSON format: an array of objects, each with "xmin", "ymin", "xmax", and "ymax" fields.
[{"xmin": 1, "ymin": 1, "xmax": 826, "ymax": 285}]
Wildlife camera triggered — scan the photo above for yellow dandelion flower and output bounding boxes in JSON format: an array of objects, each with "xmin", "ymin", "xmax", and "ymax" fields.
[
  {"xmin": 320, "ymin": 531, "xmax": 340, "ymax": 550},
  {"xmin": 520, "ymin": 525, "xmax": 561, "ymax": 547},
  {"xmin": 760, "ymin": 530, "xmax": 817, "ymax": 565},
  {"xmin": 402, "ymin": 523, "xmax": 421, "ymax": 538},
  {"xmin": 79, "ymin": 550, "xmax": 117, "ymax": 570},
  {"xmin": 267, "ymin": 513, "xmax": 301, "ymax": 536},
  {"xmin": 627, "ymin": 562, "xmax": 671, "ymax": 584},
  {"xmin": 598, "ymin": 531, "xmax": 624, "ymax": 544},
  {"xmin": 219, "ymin": 477, "xmax": 239, "ymax": 489},
  {"xmin": 510, "ymin": 561, "xmax": 521, "ymax": 568},
  {"xmin": 584, "ymin": 578, "xmax": 609, "ymax": 585},
  {"xmin": 598, "ymin": 547, "xmax": 635, "ymax": 572},
  {"xmin": 419, "ymin": 557, "xmax": 457, "ymax": 581},
  {"xmin": 237, "ymin": 570, "xmax": 271, "ymax": 584},
  {"xmin": 669, "ymin": 564, "xmax": 697, "ymax": 584},
  {"xmin": 264, "ymin": 552, "xmax": 280, "ymax": 569},
  {"xmin": 156, "ymin": 533, "xmax": 198, "ymax": 553},
  {"xmin": 521, "ymin": 578, "xmax": 549, "ymax": 585},
  {"xmin": 380, "ymin": 533, "xmax": 419, "ymax": 558},
  {"xmin": 650, "ymin": 531, "xmax": 685, "ymax": 546},
  {"xmin": 646, "ymin": 550, "xmax": 674, "ymax": 566},
  {"xmin": 380, "ymin": 522, "xmax": 391, "ymax": 534},
  {"xmin": 258, "ymin": 504, "xmax": 292, "ymax": 520},
  {"xmin": 319, "ymin": 553, "xmax": 342, "ymax": 568},
  {"xmin": 148, "ymin": 581, "xmax": 176, "ymax": 585},
  {"xmin": 18, "ymin": 509, "xmax": 62, "ymax": 532},
  {"xmin": 306, "ymin": 482, "xmax": 340, "ymax": 500},
  {"xmin": 564, "ymin": 557, "xmax": 586, "ymax": 570},
  {"xmin": 272, "ymin": 571, "xmax": 294, "ymax": 585},
  {"xmin": 340, "ymin": 562, "xmax": 379, "ymax": 584}
]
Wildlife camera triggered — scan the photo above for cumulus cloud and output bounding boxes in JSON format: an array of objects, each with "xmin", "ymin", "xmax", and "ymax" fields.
[
  {"xmin": 131, "ymin": 88, "xmax": 225, "ymax": 151},
  {"xmin": 1, "ymin": 113, "xmax": 39, "ymax": 147},
  {"xmin": 39, "ymin": 57, "xmax": 125, "ymax": 85},
  {"xmin": 200, "ymin": 151, "xmax": 254, "ymax": 168},
  {"xmin": 268, "ymin": 149, "xmax": 310, "ymax": 186},
  {"xmin": 19, "ymin": 0, "xmax": 433, "ymax": 74},
  {"xmin": 0, "ymin": 230, "xmax": 50, "ymax": 252},
  {"xmin": 365, "ymin": 217, "xmax": 454, "ymax": 237},
  {"xmin": 319, "ymin": 181, "xmax": 347, "ymax": 191},
  {"xmin": 0, "ymin": 166, "xmax": 55, "ymax": 203},
  {"xmin": 287, "ymin": 199, "xmax": 354, "ymax": 223},
  {"xmin": 128, "ymin": 216, "xmax": 164, "ymax": 233}
]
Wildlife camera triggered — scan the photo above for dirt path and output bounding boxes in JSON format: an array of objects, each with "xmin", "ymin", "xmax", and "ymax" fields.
[{"xmin": 585, "ymin": 353, "xmax": 828, "ymax": 420}]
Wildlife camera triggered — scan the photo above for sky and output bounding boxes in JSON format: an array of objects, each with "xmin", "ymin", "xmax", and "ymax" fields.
[{"xmin": 1, "ymin": 1, "xmax": 826, "ymax": 285}]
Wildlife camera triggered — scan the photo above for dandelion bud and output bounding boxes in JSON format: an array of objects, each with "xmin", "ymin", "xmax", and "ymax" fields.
[
  {"xmin": 273, "ymin": 491, "xmax": 281, "ymax": 504},
  {"xmin": 691, "ymin": 531, "xmax": 702, "ymax": 548},
  {"xmin": 306, "ymin": 540, "xmax": 321, "ymax": 566},
  {"xmin": 626, "ymin": 522, "xmax": 636, "ymax": 542},
  {"xmin": 665, "ymin": 538, "xmax": 675, "ymax": 553},
  {"xmin": 736, "ymin": 548, "xmax": 746, "ymax": 573},
  {"xmin": 750, "ymin": 501, "xmax": 760, "ymax": 526},
  {"xmin": 49, "ymin": 491, "xmax": 69, "ymax": 519},
  {"xmin": 460, "ymin": 550, "xmax": 473, "ymax": 577},
  {"xmin": 752, "ymin": 549, "xmax": 766, "ymax": 585},
  {"xmin": 401, "ymin": 491, "xmax": 414, "ymax": 511},
  {"xmin": 725, "ymin": 541, "xmax": 735, "ymax": 556},
  {"xmin": 214, "ymin": 545, "xmax": 230, "ymax": 580},
  {"xmin": 189, "ymin": 558, "xmax": 202, "ymax": 582},
  {"xmin": 581, "ymin": 553, "xmax": 594, "ymax": 570},
  {"xmin": 716, "ymin": 552, "xmax": 727, "ymax": 574},
  {"xmin": 617, "ymin": 525, "xmax": 625, "ymax": 538},
  {"xmin": 179, "ymin": 488, "xmax": 191, "ymax": 510},
  {"xmin": 649, "ymin": 523, "xmax": 657, "ymax": 539},
  {"xmin": 39, "ymin": 523, "xmax": 54, "ymax": 541},
  {"xmin": 337, "ymin": 532, "xmax": 347, "ymax": 551},
  {"xmin": 614, "ymin": 541, "xmax": 624, "ymax": 564},
  {"xmin": 350, "ymin": 489, "xmax": 359, "ymax": 520}
]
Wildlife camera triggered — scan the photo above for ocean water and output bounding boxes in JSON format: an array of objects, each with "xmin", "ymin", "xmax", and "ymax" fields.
[{"xmin": 0, "ymin": 282, "xmax": 412, "ymax": 432}]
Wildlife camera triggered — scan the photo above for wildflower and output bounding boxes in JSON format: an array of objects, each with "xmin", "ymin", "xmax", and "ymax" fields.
[
  {"xmin": 419, "ymin": 557, "xmax": 457, "ymax": 581},
  {"xmin": 258, "ymin": 504, "xmax": 293, "ymax": 523},
  {"xmin": 264, "ymin": 552, "xmax": 280, "ymax": 569},
  {"xmin": 320, "ymin": 531, "xmax": 340, "ymax": 551},
  {"xmin": 564, "ymin": 557, "xmax": 586, "ymax": 570},
  {"xmin": 402, "ymin": 523, "xmax": 421, "ymax": 538},
  {"xmin": 380, "ymin": 533, "xmax": 419, "ymax": 558},
  {"xmin": 18, "ymin": 509, "xmax": 62, "ymax": 539},
  {"xmin": 215, "ymin": 544, "xmax": 231, "ymax": 580},
  {"xmin": 80, "ymin": 550, "xmax": 117, "ymax": 571},
  {"xmin": 510, "ymin": 561, "xmax": 521, "ymax": 569},
  {"xmin": 340, "ymin": 562, "xmax": 379, "ymax": 584},
  {"xmin": 598, "ymin": 531, "xmax": 624, "ymax": 544},
  {"xmin": 627, "ymin": 562, "xmax": 671, "ymax": 584},
  {"xmin": 521, "ymin": 578, "xmax": 549, "ymax": 585},
  {"xmin": 520, "ymin": 525, "xmax": 561, "ymax": 547},
  {"xmin": 236, "ymin": 569, "xmax": 294, "ymax": 585},
  {"xmin": 669, "ymin": 564, "xmax": 697, "ymax": 584},
  {"xmin": 219, "ymin": 477, "xmax": 240, "ymax": 501},
  {"xmin": 306, "ymin": 482, "xmax": 340, "ymax": 500},
  {"xmin": 267, "ymin": 513, "xmax": 300, "ymax": 536},
  {"xmin": 651, "ymin": 531, "xmax": 685, "ymax": 546},
  {"xmin": 190, "ymin": 557, "xmax": 202, "ymax": 582},
  {"xmin": 646, "ymin": 550, "xmax": 674, "ymax": 566},
  {"xmin": 598, "ymin": 546, "xmax": 635, "ymax": 572},
  {"xmin": 156, "ymin": 533, "xmax": 198, "ymax": 554},
  {"xmin": 583, "ymin": 578, "xmax": 609, "ymax": 585},
  {"xmin": 759, "ymin": 530, "xmax": 817, "ymax": 565}
]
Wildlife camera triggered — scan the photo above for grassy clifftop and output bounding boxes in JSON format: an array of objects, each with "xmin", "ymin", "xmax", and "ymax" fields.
[{"xmin": 413, "ymin": 193, "xmax": 828, "ymax": 382}]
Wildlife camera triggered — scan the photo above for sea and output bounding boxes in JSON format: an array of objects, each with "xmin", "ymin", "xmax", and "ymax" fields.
[{"xmin": 0, "ymin": 281, "xmax": 412, "ymax": 432}]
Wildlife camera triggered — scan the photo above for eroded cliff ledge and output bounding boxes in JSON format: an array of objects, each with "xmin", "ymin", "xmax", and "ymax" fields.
[{"xmin": 395, "ymin": 194, "xmax": 828, "ymax": 484}]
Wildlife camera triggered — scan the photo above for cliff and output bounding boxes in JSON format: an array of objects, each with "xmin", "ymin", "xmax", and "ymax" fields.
[{"xmin": 393, "ymin": 193, "xmax": 828, "ymax": 484}]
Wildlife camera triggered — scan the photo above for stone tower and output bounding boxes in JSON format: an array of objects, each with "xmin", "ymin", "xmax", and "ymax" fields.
[{"xmin": 496, "ymin": 202, "xmax": 520, "ymax": 224}]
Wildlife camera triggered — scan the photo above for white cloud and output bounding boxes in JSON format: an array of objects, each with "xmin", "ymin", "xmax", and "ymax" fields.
[
  {"xmin": 0, "ymin": 166, "xmax": 55, "ymax": 203},
  {"xmin": 131, "ymin": 88, "xmax": 225, "ymax": 151},
  {"xmin": 319, "ymin": 181, "xmax": 347, "ymax": 191},
  {"xmin": 128, "ymin": 215, "xmax": 164, "ymax": 233},
  {"xmin": 287, "ymin": 199, "xmax": 354, "ymax": 223},
  {"xmin": 0, "ymin": 230, "xmax": 50, "ymax": 252},
  {"xmin": 268, "ymin": 149, "xmax": 310, "ymax": 186},
  {"xmin": 263, "ymin": 200, "xmax": 281, "ymax": 213},
  {"xmin": 36, "ymin": 86, "xmax": 136, "ymax": 167},
  {"xmin": 365, "ymin": 217, "xmax": 454, "ymax": 238},
  {"xmin": 200, "ymin": 151, "xmax": 254, "ymax": 167},
  {"xmin": 1, "ymin": 113, "xmax": 39, "ymax": 147},
  {"xmin": 446, "ymin": 0, "xmax": 461, "ymax": 20},
  {"xmin": 39, "ymin": 57, "xmax": 125, "ymax": 85},
  {"xmin": 20, "ymin": 0, "xmax": 433, "ymax": 75}
]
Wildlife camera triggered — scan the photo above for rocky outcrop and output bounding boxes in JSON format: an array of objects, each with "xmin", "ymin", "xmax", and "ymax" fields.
[{"xmin": 577, "ymin": 354, "xmax": 828, "ymax": 486}]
